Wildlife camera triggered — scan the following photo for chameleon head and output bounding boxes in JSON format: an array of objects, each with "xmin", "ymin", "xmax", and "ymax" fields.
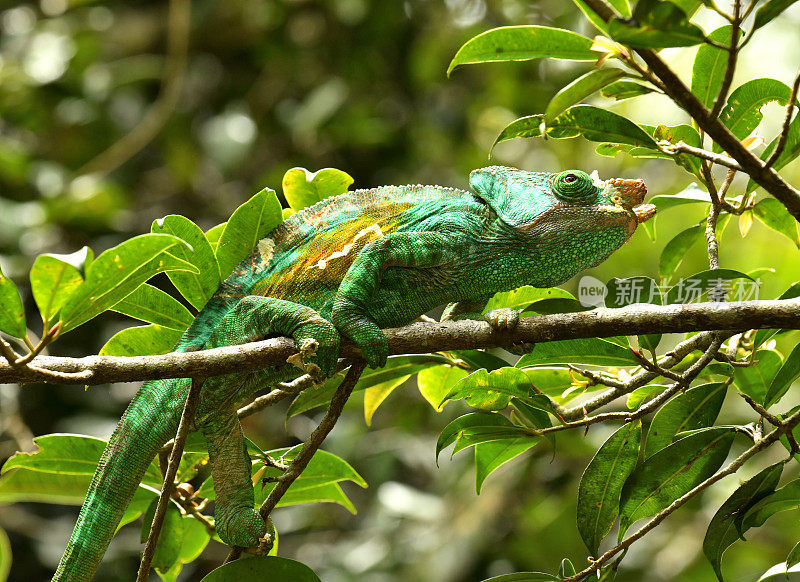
[{"xmin": 469, "ymin": 166, "xmax": 656, "ymax": 284}]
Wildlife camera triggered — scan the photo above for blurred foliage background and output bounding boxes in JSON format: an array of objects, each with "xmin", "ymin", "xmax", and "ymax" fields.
[{"xmin": 1, "ymin": 0, "xmax": 800, "ymax": 580}]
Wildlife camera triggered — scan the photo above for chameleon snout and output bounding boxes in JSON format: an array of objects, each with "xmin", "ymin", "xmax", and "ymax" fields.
[{"xmin": 606, "ymin": 178, "xmax": 655, "ymax": 224}]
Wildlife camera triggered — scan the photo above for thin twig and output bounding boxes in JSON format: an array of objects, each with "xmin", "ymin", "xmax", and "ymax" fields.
[
  {"xmin": 660, "ymin": 141, "xmax": 744, "ymax": 171},
  {"xmin": 224, "ymin": 361, "xmax": 366, "ymax": 564},
  {"xmin": 137, "ymin": 376, "xmax": 205, "ymax": 582},
  {"xmin": 710, "ymin": 0, "xmax": 741, "ymax": 118},
  {"xmin": 765, "ymin": 68, "xmax": 800, "ymax": 168}
]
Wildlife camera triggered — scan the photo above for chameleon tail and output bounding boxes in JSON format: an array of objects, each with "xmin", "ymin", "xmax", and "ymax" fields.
[
  {"xmin": 53, "ymin": 294, "xmax": 237, "ymax": 581},
  {"xmin": 52, "ymin": 376, "xmax": 187, "ymax": 581}
]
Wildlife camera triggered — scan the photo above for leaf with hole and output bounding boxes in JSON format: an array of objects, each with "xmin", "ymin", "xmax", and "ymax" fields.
[{"xmin": 715, "ymin": 79, "xmax": 792, "ymax": 153}]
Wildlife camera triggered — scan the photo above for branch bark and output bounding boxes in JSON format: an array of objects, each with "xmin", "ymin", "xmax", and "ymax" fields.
[
  {"xmin": 581, "ymin": 0, "xmax": 800, "ymax": 221},
  {"xmin": 4, "ymin": 298, "xmax": 800, "ymax": 386}
]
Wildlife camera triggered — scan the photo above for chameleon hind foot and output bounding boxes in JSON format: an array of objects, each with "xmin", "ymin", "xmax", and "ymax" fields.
[{"xmin": 215, "ymin": 506, "xmax": 267, "ymax": 548}]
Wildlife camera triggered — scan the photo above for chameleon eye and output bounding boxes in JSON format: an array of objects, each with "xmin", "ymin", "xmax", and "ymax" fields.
[{"xmin": 552, "ymin": 170, "xmax": 595, "ymax": 200}]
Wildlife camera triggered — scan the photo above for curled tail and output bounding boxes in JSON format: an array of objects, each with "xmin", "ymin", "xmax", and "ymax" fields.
[{"xmin": 53, "ymin": 294, "xmax": 237, "ymax": 581}]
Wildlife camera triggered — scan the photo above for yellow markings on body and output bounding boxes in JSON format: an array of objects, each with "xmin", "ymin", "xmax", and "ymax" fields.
[{"xmin": 305, "ymin": 224, "xmax": 384, "ymax": 271}]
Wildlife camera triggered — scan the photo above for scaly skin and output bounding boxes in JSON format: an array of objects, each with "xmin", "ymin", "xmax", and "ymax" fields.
[{"xmin": 53, "ymin": 166, "xmax": 654, "ymax": 580}]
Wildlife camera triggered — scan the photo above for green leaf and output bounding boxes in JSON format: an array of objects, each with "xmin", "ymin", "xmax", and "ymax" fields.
[
  {"xmin": 521, "ymin": 367, "xmax": 576, "ymax": 398},
  {"xmin": 601, "ymin": 80, "xmax": 655, "ymax": 100},
  {"xmin": 619, "ymin": 427, "xmax": 736, "ymax": 538},
  {"xmin": 0, "ymin": 526, "xmax": 10, "ymax": 582},
  {"xmin": 364, "ymin": 376, "xmax": 409, "ymax": 425},
  {"xmin": 545, "ymin": 105, "xmax": 658, "ymax": 148},
  {"xmin": 442, "ymin": 366, "xmax": 536, "ymax": 411},
  {"xmin": 29, "ymin": 254, "xmax": 84, "ymax": 326},
  {"xmin": 270, "ymin": 482, "xmax": 357, "ymax": 513},
  {"xmin": 692, "ymin": 26, "xmax": 738, "ymax": 108},
  {"xmin": 608, "ymin": 0, "xmax": 706, "ymax": 48},
  {"xmin": 100, "ymin": 324, "xmax": 183, "ymax": 357},
  {"xmin": 658, "ymin": 224, "xmax": 703, "ymax": 280},
  {"xmin": 448, "ymin": 26, "xmax": 596, "ymax": 76},
  {"xmin": 200, "ymin": 556, "xmax": 321, "ymax": 582},
  {"xmin": 288, "ymin": 355, "xmax": 449, "ymax": 417},
  {"xmin": 765, "ymin": 342, "xmax": 800, "ymax": 408},
  {"xmin": 215, "ymin": 188, "xmax": 283, "ymax": 281},
  {"xmin": 1, "ymin": 433, "xmax": 162, "ymax": 488},
  {"xmin": 753, "ymin": 0, "xmax": 800, "ymax": 31},
  {"xmin": 448, "ymin": 350, "xmax": 510, "ymax": 372},
  {"xmin": 544, "ymin": 68, "xmax": 629, "ymax": 122},
  {"xmin": 0, "ymin": 467, "xmax": 157, "ymax": 510},
  {"xmin": 653, "ymin": 124, "xmax": 703, "ymax": 177},
  {"xmin": 484, "ymin": 286, "xmax": 573, "ymax": 312},
  {"xmin": 741, "ymin": 478, "xmax": 800, "ymax": 530},
  {"xmin": 141, "ymin": 499, "xmax": 185, "ymax": 572},
  {"xmin": 111, "ymin": 284, "xmax": 194, "ymax": 331},
  {"xmin": 571, "ymin": 0, "xmax": 612, "ymax": 34},
  {"xmin": 627, "ymin": 384, "xmax": 668, "ymax": 409},
  {"xmin": 577, "ymin": 421, "xmax": 642, "ymax": 555},
  {"xmin": 151, "ymin": 215, "xmax": 222, "ymax": 310},
  {"xmin": 436, "ymin": 412, "xmax": 528, "ymax": 460},
  {"xmin": 262, "ymin": 447, "xmax": 367, "ymax": 492},
  {"xmin": 205, "ymin": 222, "xmax": 226, "ymax": 253},
  {"xmin": 282, "ymin": 167, "xmax": 353, "ymax": 212},
  {"xmin": 558, "ymin": 558, "xmax": 577, "ymax": 578},
  {"xmin": 734, "ymin": 350, "xmax": 782, "ymax": 403},
  {"xmin": 0, "ymin": 265, "xmax": 26, "ymax": 339},
  {"xmin": 492, "ymin": 115, "xmax": 543, "ymax": 152},
  {"xmin": 753, "ymin": 198, "xmax": 800, "ymax": 248},
  {"xmin": 715, "ymin": 79, "xmax": 792, "ymax": 152},
  {"xmin": 59, "ymin": 234, "xmax": 197, "ymax": 333},
  {"xmin": 788, "ymin": 539, "xmax": 800, "ymax": 570},
  {"xmin": 479, "ymin": 573, "xmax": 560, "ymax": 582},
  {"xmin": 703, "ymin": 462, "xmax": 784, "ymax": 582},
  {"xmin": 474, "ymin": 436, "xmax": 539, "ymax": 493},
  {"xmin": 663, "ymin": 268, "xmax": 755, "ymax": 304},
  {"xmin": 645, "ymin": 382, "xmax": 727, "ymax": 457},
  {"xmin": 418, "ymin": 365, "xmax": 468, "ymax": 412},
  {"xmin": 517, "ymin": 338, "xmax": 638, "ymax": 367}
]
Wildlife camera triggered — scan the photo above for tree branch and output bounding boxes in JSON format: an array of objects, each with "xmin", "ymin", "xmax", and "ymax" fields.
[
  {"xmin": 5, "ymin": 299, "xmax": 800, "ymax": 386},
  {"xmin": 580, "ymin": 0, "xmax": 800, "ymax": 222}
]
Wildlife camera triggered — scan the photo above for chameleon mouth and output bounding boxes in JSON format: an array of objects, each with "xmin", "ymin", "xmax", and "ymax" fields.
[{"xmin": 633, "ymin": 203, "xmax": 656, "ymax": 223}]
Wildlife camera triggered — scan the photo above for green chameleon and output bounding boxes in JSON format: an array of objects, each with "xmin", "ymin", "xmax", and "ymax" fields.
[{"xmin": 53, "ymin": 166, "xmax": 654, "ymax": 580}]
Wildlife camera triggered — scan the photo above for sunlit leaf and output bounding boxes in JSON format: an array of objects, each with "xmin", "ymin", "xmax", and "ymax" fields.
[
  {"xmin": 215, "ymin": 188, "xmax": 283, "ymax": 280},
  {"xmin": 735, "ymin": 350, "xmax": 782, "ymax": 403},
  {"xmin": 282, "ymin": 167, "xmax": 353, "ymax": 212},
  {"xmin": 30, "ymin": 254, "xmax": 83, "ymax": 326},
  {"xmin": 59, "ymin": 234, "xmax": 197, "ymax": 333},
  {"xmin": 753, "ymin": 198, "xmax": 800, "ymax": 248},
  {"xmin": 364, "ymin": 376, "xmax": 409, "ymax": 425},
  {"xmin": 692, "ymin": 26, "xmax": 738, "ymax": 108},
  {"xmin": 753, "ymin": 0, "xmax": 800, "ymax": 30},
  {"xmin": 448, "ymin": 26, "xmax": 596, "ymax": 76},
  {"xmin": 111, "ymin": 283, "xmax": 194, "ymax": 331},
  {"xmin": 715, "ymin": 79, "xmax": 792, "ymax": 152},
  {"xmin": 99, "ymin": 324, "xmax": 183, "ymax": 357},
  {"xmin": 484, "ymin": 286, "xmax": 573, "ymax": 312},
  {"xmin": 601, "ymin": 80, "xmax": 655, "ymax": 100},
  {"xmin": 418, "ymin": 365, "xmax": 468, "ymax": 412},
  {"xmin": 608, "ymin": 0, "xmax": 705, "ymax": 48},
  {"xmin": 544, "ymin": 68, "xmax": 628, "ymax": 122},
  {"xmin": 0, "ymin": 265, "xmax": 26, "ymax": 340},
  {"xmin": 152, "ymin": 214, "xmax": 222, "ymax": 310}
]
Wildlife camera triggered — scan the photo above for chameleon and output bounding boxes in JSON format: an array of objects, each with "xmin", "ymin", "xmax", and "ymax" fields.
[{"xmin": 53, "ymin": 165, "xmax": 655, "ymax": 580}]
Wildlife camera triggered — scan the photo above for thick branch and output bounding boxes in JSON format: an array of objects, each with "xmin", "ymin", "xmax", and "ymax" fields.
[{"xmin": 5, "ymin": 299, "xmax": 800, "ymax": 385}]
